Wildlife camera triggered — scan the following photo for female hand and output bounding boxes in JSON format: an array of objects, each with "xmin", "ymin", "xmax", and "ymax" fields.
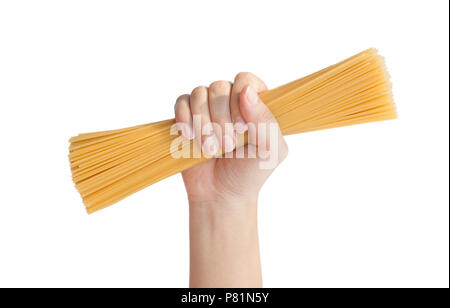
[
  {"xmin": 174, "ymin": 72, "xmax": 288, "ymax": 288},
  {"xmin": 175, "ymin": 72, "xmax": 288, "ymax": 207}
]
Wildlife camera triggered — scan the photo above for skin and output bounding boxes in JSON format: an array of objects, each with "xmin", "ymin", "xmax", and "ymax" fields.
[{"xmin": 174, "ymin": 72, "xmax": 288, "ymax": 288}]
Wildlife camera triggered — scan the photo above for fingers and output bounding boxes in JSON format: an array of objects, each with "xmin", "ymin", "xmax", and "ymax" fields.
[
  {"xmin": 174, "ymin": 73, "xmax": 286, "ymax": 164},
  {"xmin": 174, "ymin": 94, "xmax": 194, "ymax": 139},
  {"xmin": 189, "ymin": 86, "xmax": 218, "ymax": 156},
  {"xmin": 208, "ymin": 81, "xmax": 234, "ymax": 153},
  {"xmin": 230, "ymin": 72, "xmax": 268, "ymax": 134},
  {"xmin": 239, "ymin": 85, "xmax": 288, "ymax": 165}
]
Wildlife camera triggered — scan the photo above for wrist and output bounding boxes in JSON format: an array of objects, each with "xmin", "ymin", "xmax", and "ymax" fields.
[
  {"xmin": 188, "ymin": 194, "xmax": 262, "ymax": 288},
  {"xmin": 189, "ymin": 195, "xmax": 259, "ymax": 237},
  {"xmin": 188, "ymin": 193, "xmax": 258, "ymax": 218}
]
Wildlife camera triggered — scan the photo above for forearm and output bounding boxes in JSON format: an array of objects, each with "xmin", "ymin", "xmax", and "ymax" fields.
[{"xmin": 189, "ymin": 197, "xmax": 262, "ymax": 288}]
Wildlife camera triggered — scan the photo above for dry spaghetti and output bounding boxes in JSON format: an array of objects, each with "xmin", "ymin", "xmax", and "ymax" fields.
[{"xmin": 69, "ymin": 48, "xmax": 396, "ymax": 213}]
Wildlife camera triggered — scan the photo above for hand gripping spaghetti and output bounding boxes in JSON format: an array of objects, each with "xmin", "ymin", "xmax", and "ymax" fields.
[{"xmin": 69, "ymin": 49, "xmax": 397, "ymax": 213}]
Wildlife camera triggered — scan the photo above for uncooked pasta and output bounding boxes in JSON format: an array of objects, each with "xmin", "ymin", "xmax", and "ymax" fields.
[{"xmin": 69, "ymin": 48, "xmax": 396, "ymax": 213}]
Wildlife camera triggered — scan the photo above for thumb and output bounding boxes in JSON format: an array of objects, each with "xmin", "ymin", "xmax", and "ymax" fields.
[
  {"xmin": 239, "ymin": 85, "xmax": 288, "ymax": 165},
  {"xmin": 240, "ymin": 85, "xmax": 277, "ymax": 126}
]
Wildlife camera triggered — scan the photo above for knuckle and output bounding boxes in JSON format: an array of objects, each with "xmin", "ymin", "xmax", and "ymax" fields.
[
  {"xmin": 175, "ymin": 94, "xmax": 189, "ymax": 106},
  {"xmin": 234, "ymin": 72, "xmax": 253, "ymax": 83},
  {"xmin": 209, "ymin": 80, "xmax": 231, "ymax": 94},
  {"xmin": 190, "ymin": 86, "xmax": 207, "ymax": 99},
  {"xmin": 234, "ymin": 72, "xmax": 267, "ymax": 91},
  {"xmin": 174, "ymin": 94, "xmax": 189, "ymax": 112}
]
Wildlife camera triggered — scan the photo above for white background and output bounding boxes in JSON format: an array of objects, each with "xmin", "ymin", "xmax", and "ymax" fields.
[{"xmin": 0, "ymin": 0, "xmax": 448, "ymax": 288}]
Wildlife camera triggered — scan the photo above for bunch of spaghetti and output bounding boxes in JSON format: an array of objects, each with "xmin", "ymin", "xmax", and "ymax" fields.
[{"xmin": 69, "ymin": 48, "xmax": 396, "ymax": 214}]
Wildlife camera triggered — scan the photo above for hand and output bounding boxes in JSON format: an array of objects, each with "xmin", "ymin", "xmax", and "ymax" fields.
[
  {"xmin": 174, "ymin": 72, "xmax": 288, "ymax": 208},
  {"xmin": 174, "ymin": 72, "xmax": 288, "ymax": 288}
]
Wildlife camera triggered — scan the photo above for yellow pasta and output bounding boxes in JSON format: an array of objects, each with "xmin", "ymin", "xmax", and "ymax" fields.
[{"xmin": 69, "ymin": 48, "xmax": 397, "ymax": 214}]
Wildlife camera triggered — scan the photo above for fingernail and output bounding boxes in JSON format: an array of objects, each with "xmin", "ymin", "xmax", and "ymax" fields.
[
  {"xmin": 202, "ymin": 135, "xmax": 219, "ymax": 156},
  {"xmin": 223, "ymin": 135, "xmax": 235, "ymax": 153},
  {"xmin": 245, "ymin": 86, "xmax": 259, "ymax": 105},
  {"xmin": 234, "ymin": 117, "xmax": 248, "ymax": 134},
  {"xmin": 202, "ymin": 122, "xmax": 214, "ymax": 136},
  {"xmin": 185, "ymin": 125, "xmax": 195, "ymax": 140}
]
